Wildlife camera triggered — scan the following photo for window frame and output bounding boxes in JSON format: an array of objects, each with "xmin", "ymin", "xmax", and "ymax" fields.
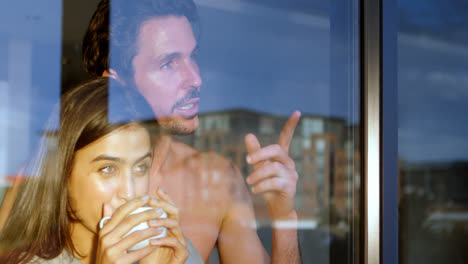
[{"xmin": 361, "ymin": 0, "xmax": 398, "ymax": 264}]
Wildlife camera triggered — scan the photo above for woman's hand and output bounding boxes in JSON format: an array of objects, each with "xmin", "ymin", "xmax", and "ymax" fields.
[
  {"xmin": 140, "ymin": 188, "xmax": 189, "ymax": 264},
  {"xmin": 95, "ymin": 196, "xmax": 167, "ymax": 264}
]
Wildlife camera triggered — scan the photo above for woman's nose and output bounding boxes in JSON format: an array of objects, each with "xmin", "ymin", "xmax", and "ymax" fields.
[{"xmin": 117, "ymin": 171, "xmax": 135, "ymax": 200}]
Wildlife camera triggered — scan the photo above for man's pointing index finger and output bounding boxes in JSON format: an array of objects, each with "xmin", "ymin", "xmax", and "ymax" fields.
[{"xmin": 278, "ymin": 110, "xmax": 301, "ymax": 153}]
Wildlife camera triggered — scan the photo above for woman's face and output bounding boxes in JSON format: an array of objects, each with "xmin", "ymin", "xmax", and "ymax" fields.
[{"xmin": 68, "ymin": 124, "xmax": 152, "ymax": 233}]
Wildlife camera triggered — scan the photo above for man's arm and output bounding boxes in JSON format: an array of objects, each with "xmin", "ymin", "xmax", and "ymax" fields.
[
  {"xmin": 217, "ymin": 160, "xmax": 301, "ymax": 264},
  {"xmin": 244, "ymin": 111, "xmax": 302, "ymax": 264},
  {"xmin": 217, "ymin": 163, "xmax": 270, "ymax": 264},
  {"xmin": 270, "ymin": 211, "xmax": 301, "ymax": 264},
  {"xmin": 215, "ymin": 111, "xmax": 302, "ymax": 264}
]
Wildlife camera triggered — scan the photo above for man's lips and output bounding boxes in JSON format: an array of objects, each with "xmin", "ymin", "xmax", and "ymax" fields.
[
  {"xmin": 174, "ymin": 98, "xmax": 200, "ymax": 118},
  {"xmin": 176, "ymin": 97, "xmax": 200, "ymax": 109}
]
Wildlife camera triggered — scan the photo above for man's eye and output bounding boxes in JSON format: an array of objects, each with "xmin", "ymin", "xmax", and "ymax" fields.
[
  {"xmin": 190, "ymin": 53, "xmax": 197, "ymax": 61},
  {"xmin": 161, "ymin": 60, "xmax": 173, "ymax": 69}
]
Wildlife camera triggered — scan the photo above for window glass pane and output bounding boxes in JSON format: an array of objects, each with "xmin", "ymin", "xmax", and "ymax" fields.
[
  {"xmin": 0, "ymin": 0, "xmax": 62, "ymax": 200},
  {"xmin": 398, "ymin": 1, "xmax": 468, "ymax": 263},
  {"xmin": 1, "ymin": 1, "xmax": 361, "ymax": 263}
]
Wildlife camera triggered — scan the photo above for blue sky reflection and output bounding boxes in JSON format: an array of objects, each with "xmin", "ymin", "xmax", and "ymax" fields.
[{"xmin": 398, "ymin": 0, "xmax": 468, "ymax": 162}]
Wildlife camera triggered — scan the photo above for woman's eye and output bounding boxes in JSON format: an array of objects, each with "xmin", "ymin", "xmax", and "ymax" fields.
[
  {"xmin": 134, "ymin": 163, "xmax": 149, "ymax": 175},
  {"xmin": 99, "ymin": 165, "xmax": 117, "ymax": 176}
]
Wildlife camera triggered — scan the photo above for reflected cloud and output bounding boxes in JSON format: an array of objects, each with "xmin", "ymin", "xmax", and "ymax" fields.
[
  {"xmin": 399, "ymin": 127, "xmax": 468, "ymax": 162},
  {"xmin": 426, "ymin": 71, "xmax": 468, "ymax": 101},
  {"xmin": 196, "ymin": 0, "xmax": 329, "ymax": 29},
  {"xmin": 398, "ymin": 33, "xmax": 468, "ymax": 57},
  {"xmin": 401, "ymin": 67, "xmax": 468, "ymax": 103},
  {"xmin": 0, "ymin": 0, "xmax": 62, "ymax": 43},
  {"xmin": 398, "ymin": 26, "xmax": 468, "ymax": 163}
]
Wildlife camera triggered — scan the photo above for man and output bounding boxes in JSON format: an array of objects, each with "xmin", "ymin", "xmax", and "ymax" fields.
[{"xmin": 84, "ymin": 0, "xmax": 302, "ymax": 263}]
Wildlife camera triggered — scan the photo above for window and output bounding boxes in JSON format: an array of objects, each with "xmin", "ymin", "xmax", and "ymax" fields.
[{"xmin": 1, "ymin": 0, "xmax": 362, "ymax": 263}]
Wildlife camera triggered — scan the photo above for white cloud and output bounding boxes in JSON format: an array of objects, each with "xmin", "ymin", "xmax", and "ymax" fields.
[
  {"xmin": 426, "ymin": 71, "xmax": 468, "ymax": 101},
  {"xmin": 399, "ymin": 33, "xmax": 468, "ymax": 58},
  {"xmin": 399, "ymin": 67, "xmax": 468, "ymax": 103},
  {"xmin": 399, "ymin": 127, "xmax": 468, "ymax": 162},
  {"xmin": 427, "ymin": 71, "xmax": 468, "ymax": 84},
  {"xmin": 195, "ymin": 0, "xmax": 329, "ymax": 29}
]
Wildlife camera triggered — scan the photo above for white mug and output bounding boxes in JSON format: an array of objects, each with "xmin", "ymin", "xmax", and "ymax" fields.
[{"xmin": 99, "ymin": 206, "xmax": 167, "ymax": 251}]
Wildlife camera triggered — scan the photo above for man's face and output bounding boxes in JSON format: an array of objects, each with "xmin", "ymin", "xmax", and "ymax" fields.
[{"xmin": 132, "ymin": 16, "xmax": 202, "ymax": 135}]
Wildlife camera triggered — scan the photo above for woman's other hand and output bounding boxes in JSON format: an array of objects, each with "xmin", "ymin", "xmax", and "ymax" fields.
[
  {"xmin": 95, "ymin": 195, "xmax": 166, "ymax": 264},
  {"xmin": 140, "ymin": 188, "xmax": 189, "ymax": 264}
]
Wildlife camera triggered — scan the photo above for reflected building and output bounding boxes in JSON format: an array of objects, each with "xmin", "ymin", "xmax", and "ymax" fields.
[
  {"xmin": 400, "ymin": 161, "xmax": 468, "ymax": 231},
  {"xmin": 399, "ymin": 161, "xmax": 468, "ymax": 264},
  {"xmin": 30, "ymin": 108, "xmax": 360, "ymax": 230},
  {"xmin": 175, "ymin": 109, "xmax": 360, "ymax": 227}
]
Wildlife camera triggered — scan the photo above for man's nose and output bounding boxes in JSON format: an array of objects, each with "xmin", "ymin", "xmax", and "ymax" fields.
[
  {"xmin": 118, "ymin": 171, "xmax": 136, "ymax": 200},
  {"xmin": 183, "ymin": 59, "xmax": 202, "ymax": 88}
]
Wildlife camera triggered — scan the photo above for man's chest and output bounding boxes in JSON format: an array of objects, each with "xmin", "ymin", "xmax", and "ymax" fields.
[{"xmin": 150, "ymin": 168, "xmax": 231, "ymax": 260}]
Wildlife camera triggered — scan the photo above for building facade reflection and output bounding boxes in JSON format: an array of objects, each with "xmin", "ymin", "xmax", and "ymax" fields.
[{"xmin": 173, "ymin": 109, "xmax": 360, "ymax": 232}]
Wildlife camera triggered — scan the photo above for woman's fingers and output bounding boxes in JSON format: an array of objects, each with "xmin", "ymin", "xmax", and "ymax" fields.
[
  {"xmin": 149, "ymin": 237, "xmax": 189, "ymax": 263},
  {"xmin": 148, "ymin": 218, "xmax": 186, "ymax": 247},
  {"xmin": 107, "ymin": 227, "xmax": 166, "ymax": 256},
  {"xmin": 147, "ymin": 189, "xmax": 186, "ymax": 258},
  {"xmin": 100, "ymin": 242, "xmax": 157, "ymax": 264},
  {"xmin": 102, "ymin": 203, "xmax": 113, "ymax": 218},
  {"xmin": 100, "ymin": 196, "xmax": 149, "ymax": 234},
  {"xmin": 99, "ymin": 206, "xmax": 166, "ymax": 244},
  {"xmin": 96, "ymin": 195, "xmax": 185, "ymax": 264},
  {"xmin": 118, "ymin": 246, "xmax": 157, "ymax": 264},
  {"xmin": 97, "ymin": 209, "xmax": 168, "ymax": 263},
  {"xmin": 156, "ymin": 188, "xmax": 175, "ymax": 205},
  {"xmin": 148, "ymin": 197, "xmax": 179, "ymax": 220}
]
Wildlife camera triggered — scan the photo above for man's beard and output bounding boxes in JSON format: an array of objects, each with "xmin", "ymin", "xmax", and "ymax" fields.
[
  {"xmin": 163, "ymin": 119, "xmax": 198, "ymax": 135},
  {"xmin": 162, "ymin": 87, "xmax": 200, "ymax": 135}
]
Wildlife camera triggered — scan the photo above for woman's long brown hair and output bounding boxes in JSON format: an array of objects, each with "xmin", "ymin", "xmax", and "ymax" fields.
[{"xmin": 0, "ymin": 77, "xmax": 156, "ymax": 263}]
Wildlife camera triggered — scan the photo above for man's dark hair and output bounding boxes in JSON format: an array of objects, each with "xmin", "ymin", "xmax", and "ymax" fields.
[{"xmin": 82, "ymin": 0, "xmax": 199, "ymax": 81}]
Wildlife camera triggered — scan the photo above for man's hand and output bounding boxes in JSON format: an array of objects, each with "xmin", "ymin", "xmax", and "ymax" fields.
[{"xmin": 244, "ymin": 111, "xmax": 301, "ymax": 220}]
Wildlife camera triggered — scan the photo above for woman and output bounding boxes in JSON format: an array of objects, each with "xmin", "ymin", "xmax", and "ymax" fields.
[{"xmin": 0, "ymin": 78, "xmax": 202, "ymax": 264}]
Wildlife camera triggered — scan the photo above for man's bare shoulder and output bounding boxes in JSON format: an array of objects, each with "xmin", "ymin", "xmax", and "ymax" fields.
[
  {"xmin": 169, "ymin": 140, "xmax": 249, "ymax": 202},
  {"xmin": 171, "ymin": 140, "xmax": 238, "ymax": 173}
]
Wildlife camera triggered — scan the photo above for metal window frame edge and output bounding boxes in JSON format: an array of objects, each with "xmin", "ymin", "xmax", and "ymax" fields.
[{"xmin": 361, "ymin": 0, "xmax": 382, "ymax": 264}]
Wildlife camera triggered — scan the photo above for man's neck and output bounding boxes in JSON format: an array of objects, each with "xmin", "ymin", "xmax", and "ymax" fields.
[{"xmin": 149, "ymin": 134, "xmax": 173, "ymax": 192}]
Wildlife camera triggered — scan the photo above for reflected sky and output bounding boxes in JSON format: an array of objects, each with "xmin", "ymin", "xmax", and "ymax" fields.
[
  {"xmin": 0, "ymin": 0, "xmax": 62, "ymax": 175},
  {"xmin": 399, "ymin": 0, "xmax": 468, "ymax": 45},
  {"xmin": 7, "ymin": 0, "xmax": 467, "ymax": 168},
  {"xmin": 398, "ymin": 0, "xmax": 468, "ymax": 162},
  {"xmin": 1, "ymin": 0, "xmax": 356, "ymax": 175},
  {"xmin": 196, "ymin": 1, "xmax": 331, "ymax": 117}
]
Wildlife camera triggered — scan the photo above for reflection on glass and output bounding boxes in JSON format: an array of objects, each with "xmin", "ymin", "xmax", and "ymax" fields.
[
  {"xmin": 1, "ymin": 0, "xmax": 361, "ymax": 263},
  {"xmin": 0, "ymin": 0, "xmax": 62, "ymax": 221},
  {"xmin": 190, "ymin": 1, "xmax": 360, "ymax": 263},
  {"xmin": 1, "ymin": 78, "xmax": 202, "ymax": 263},
  {"xmin": 398, "ymin": 0, "xmax": 468, "ymax": 263}
]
